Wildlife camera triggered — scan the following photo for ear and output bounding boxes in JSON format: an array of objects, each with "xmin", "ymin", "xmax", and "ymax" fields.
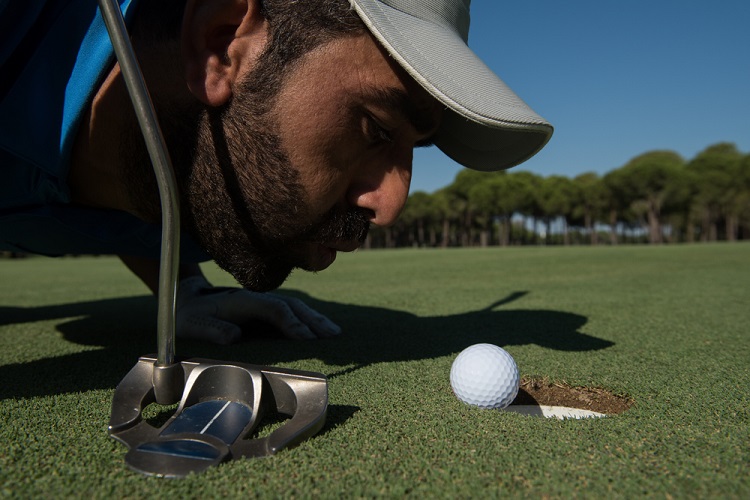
[{"xmin": 181, "ymin": 0, "xmax": 268, "ymax": 106}]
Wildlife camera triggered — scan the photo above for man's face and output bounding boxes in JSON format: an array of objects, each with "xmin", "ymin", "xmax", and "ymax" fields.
[
  {"xmin": 161, "ymin": 33, "xmax": 441, "ymax": 291},
  {"xmin": 265, "ymin": 34, "xmax": 442, "ymax": 266}
]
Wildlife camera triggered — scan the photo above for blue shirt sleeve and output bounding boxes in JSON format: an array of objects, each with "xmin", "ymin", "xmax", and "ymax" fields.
[{"xmin": 0, "ymin": 0, "xmax": 209, "ymax": 262}]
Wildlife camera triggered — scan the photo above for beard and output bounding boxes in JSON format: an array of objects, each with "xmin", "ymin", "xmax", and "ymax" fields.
[{"xmin": 121, "ymin": 65, "xmax": 370, "ymax": 292}]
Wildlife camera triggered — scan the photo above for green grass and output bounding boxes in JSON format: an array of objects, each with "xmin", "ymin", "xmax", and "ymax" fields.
[{"xmin": 1, "ymin": 244, "xmax": 748, "ymax": 497}]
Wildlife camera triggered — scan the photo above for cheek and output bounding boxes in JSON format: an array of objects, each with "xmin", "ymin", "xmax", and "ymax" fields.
[{"xmin": 276, "ymin": 103, "xmax": 360, "ymax": 214}]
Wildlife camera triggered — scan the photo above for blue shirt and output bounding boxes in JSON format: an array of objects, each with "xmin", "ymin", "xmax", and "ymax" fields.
[{"xmin": 0, "ymin": 0, "xmax": 207, "ymax": 261}]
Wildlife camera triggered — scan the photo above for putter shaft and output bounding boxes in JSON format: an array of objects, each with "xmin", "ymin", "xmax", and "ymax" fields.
[{"xmin": 97, "ymin": 0, "xmax": 182, "ymax": 401}]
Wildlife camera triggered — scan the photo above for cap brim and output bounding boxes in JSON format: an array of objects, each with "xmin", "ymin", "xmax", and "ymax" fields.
[{"xmin": 351, "ymin": 0, "xmax": 553, "ymax": 171}]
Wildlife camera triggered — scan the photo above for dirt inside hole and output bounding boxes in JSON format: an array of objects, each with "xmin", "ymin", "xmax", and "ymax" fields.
[{"xmin": 511, "ymin": 378, "xmax": 634, "ymax": 415}]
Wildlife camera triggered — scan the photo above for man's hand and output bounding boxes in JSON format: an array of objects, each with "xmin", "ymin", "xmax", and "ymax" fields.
[{"xmin": 175, "ymin": 276, "xmax": 342, "ymax": 344}]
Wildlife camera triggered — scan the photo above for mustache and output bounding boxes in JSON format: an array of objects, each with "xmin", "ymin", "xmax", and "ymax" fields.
[{"xmin": 301, "ymin": 206, "xmax": 371, "ymax": 244}]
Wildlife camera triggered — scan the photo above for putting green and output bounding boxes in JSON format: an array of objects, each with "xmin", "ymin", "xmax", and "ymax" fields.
[{"xmin": 1, "ymin": 243, "xmax": 748, "ymax": 496}]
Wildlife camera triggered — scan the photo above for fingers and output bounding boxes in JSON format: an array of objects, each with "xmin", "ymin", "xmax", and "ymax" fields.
[
  {"xmin": 218, "ymin": 292, "xmax": 320, "ymax": 341},
  {"xmin": 175, "ymin": 281, "xmax": 343, "ymax": 343},
  {"xmin": 176, "ymin": 313, "xmax": 243, "ymax": 345},
  {"xmin": 239, "ymin": 293, "xmax": 342, "ymax": 340},
  {"xmin": 272, "ymin": 295, "xmax": 342, "ymax": 339},
  {"xmin": 175, "ymin": 275, "xmax": 212, "ymax": 308}
]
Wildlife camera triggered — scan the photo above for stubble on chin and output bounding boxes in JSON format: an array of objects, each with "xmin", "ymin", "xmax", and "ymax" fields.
[{"xmin": 118, "ymin": 102, "xmax": 298, "ymax": 291}]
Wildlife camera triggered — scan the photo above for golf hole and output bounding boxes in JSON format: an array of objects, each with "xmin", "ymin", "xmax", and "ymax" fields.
[{"xmin": 505, "ymin": 378, "xmax": 634, "ymax": 420}]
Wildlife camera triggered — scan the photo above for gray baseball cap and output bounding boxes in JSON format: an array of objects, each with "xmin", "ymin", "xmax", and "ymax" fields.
[{"xmin": 350, "ymin": 0, "xmax": 553, "ymax": 171}]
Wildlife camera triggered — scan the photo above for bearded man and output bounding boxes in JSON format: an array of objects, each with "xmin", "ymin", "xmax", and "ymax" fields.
[{"xmin": 0, "ymin": 0, "xmax": 552, "ymax": 344}]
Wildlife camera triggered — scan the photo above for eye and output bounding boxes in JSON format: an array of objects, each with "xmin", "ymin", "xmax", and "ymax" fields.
[{"xmin": 363, "ymin": 114, "xmax": 394, "ymax": 145}]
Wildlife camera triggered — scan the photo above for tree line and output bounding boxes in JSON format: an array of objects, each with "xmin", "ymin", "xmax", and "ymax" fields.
[{"xmin": 366, "ymin": 142, "xmax": 750, "ymax": 248}]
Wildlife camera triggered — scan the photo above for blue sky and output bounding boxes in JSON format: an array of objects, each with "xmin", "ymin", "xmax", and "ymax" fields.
[{"xmin": 411, "ymin": 0, "xmax": 750, "ymax": 193}]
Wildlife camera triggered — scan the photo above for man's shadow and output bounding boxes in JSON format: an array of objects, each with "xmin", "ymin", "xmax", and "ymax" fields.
[{"xmin": 0, "ymin": 290, "xmax": 613, "ymax": 400}]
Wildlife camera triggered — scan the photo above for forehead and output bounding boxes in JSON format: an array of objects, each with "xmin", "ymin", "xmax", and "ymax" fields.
[{"xmin": 285, "ymin": 32, "xmax": 441, "ymax": 115}]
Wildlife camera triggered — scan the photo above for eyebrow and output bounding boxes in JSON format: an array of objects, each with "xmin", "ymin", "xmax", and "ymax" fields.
[{"xmin": 359, "ymin": 87, "xmax": 440, "ymax": 147}]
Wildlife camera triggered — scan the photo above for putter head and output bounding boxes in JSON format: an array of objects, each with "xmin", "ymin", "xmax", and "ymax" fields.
[{"xmin": 108, "ymin": 356, "xmax": 328, "ymax": 477}]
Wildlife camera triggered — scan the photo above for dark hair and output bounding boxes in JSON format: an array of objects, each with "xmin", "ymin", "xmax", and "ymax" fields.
[
  {"xmin": 259, "ymin": 0, "xmax": 366, "ymax": 67},
  {"xmin": 132, "ymin": 0, "xmax": 365, "ymax": 111},
  {"xmin": 131, "ymin": 0, "xmax": 365, "ymax": 68},
  {"xmin": 239, "ymin": 0, "xmax": 366, "ymax": 111}
]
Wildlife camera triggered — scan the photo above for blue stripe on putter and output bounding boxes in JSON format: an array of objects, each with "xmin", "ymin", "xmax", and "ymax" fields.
[
  {"xmin": 160, "ymin": 400, "xmax": 253, "ymax": 444},
  {"xmin": 136, "ymin": 439, "xmax": 223, "ymax": 460}
]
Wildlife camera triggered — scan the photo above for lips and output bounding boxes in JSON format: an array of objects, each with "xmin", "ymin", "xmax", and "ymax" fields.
[
  {"xmin": 325, "ymin": 240, "xmax": 362, "ymax": 253},
  {"xmin": 302, "ymin": 240, "xmax": 361, "ymax": 272}
]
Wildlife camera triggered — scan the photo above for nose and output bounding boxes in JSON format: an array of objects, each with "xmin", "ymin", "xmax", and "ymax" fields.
[{"xmin": 347, "ymin": 149, "xmax": 413, "ymax": 227}]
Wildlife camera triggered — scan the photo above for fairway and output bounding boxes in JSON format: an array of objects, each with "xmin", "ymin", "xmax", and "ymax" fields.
[{"xmin": 1, "ymin": 244, "xmax": 748, "ymax": 496}]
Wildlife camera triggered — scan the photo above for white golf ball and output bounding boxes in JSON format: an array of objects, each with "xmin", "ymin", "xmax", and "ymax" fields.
[{"xmin": 450, "ymin": 343, "xmax": 520, "ymax": 409}]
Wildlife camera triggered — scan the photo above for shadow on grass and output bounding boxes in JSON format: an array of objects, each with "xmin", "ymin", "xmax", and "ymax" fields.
[{"xmin": 0, "ymin": 290, "xmax": 612, "ymax": 400}]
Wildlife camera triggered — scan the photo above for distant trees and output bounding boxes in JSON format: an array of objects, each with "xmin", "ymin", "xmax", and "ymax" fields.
[
  {"xmin": 368, "ymin": 142, "xmax": 750, "ymax": 248},
  {"xmin": 608, "ymin": 151, "xmax": 685, "ymax": 244},
  {"xmin": 687, "ymin": 143, "xmax": 746, "ymax": 242},
  {"xmin": 538, "ymin": 175, "xmax": 575, "ymax": 245}
]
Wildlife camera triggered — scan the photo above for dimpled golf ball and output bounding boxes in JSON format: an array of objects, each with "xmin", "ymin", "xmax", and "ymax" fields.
[{"xmin": 450, "ymin": 343, "xmax": 520, "ymax": 409}]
